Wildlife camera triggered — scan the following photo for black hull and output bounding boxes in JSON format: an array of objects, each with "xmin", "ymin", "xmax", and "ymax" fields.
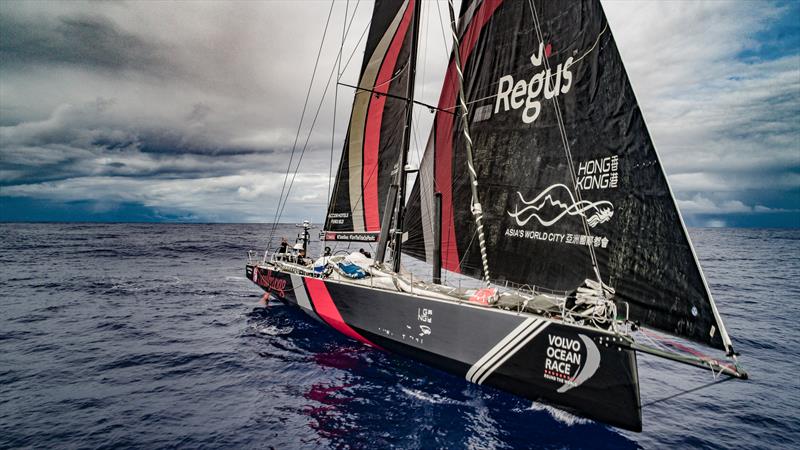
[{"xmin": 246, "ymin": 264, "xmax": 642, "ymax": 431}]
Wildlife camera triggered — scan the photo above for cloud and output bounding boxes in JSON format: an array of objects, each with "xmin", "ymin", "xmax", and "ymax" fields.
[
  {"xmin": 603, "ymin": 0, "xmax": 800, "ymax": 223},
  {"xmin": 676, "ymin": 194, "xmax": 795, "ymax": 214},
  {"xmin": 0, "ymin": 0, "xmax": 797, "ymax": 226},
  {"xmin": 0, "ymin": 99, "xmax": 284, "ymax": 186},
  {"xmin": 704, "ymin": 219, "xmax": 728, "ymax": 228},
  {"xmin": 0, "ymin": 0, "xmax": 447, "ymax": 223},
  {"xmin": 0, "ymin": 13, "xmax": 170, "ymax": 74},
  {"xmin": 1, "ymin": 171, "xmax": 330, "ymax": 222}
]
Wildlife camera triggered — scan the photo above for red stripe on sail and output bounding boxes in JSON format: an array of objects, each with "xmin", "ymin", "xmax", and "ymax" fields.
[
  {"xmin": 304, "ymin": 277, "xmax": 382, "ymax": 349},
  {"xmin": 436, "ymin": 0, "xmax": 504, "ymax": 273},
  {"xmin": 363, "ymin": 0, "xmax": 416, "ymax": 232}
]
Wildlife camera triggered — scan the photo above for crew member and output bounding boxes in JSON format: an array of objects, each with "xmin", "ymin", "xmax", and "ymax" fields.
[
  {"xmin": 291, "ymin": 243, "xmax": 304, "ymax": 263},
  {"xmin": 277, "ymin": 238, "xmax": 289, "ymax": 253}
]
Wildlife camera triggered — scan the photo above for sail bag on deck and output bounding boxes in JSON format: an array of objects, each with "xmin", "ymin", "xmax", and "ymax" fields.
[{"xmin": 403, "ymin": 0, "xmax": 733, "ymax": 351}]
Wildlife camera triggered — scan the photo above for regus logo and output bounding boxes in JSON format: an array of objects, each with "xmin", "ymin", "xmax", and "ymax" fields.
[{"xmin": 494, "ymin": 42, "xmax": 574, "ymax": 124}]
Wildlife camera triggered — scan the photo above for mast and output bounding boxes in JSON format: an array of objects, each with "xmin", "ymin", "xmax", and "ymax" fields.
[
  {"xmin": 432, "ymin": 192, "xmax": 442, "ymax": 284},
  {"xmin": 324, "ymin": 0, "xmax": 418, "ymax": 243},
  {"xmin": 386, "ymin": 0, "xmax": 421, "ymax": 273},
  {"xmin": 400, "ymin": 0, "xmax": 739, "ymax": 353}
]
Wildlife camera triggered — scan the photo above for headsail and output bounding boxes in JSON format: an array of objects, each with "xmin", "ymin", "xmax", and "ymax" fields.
[
  {"xmin": 324, "ymin": 0, "xmax": 417, "ymax": 242},
  {"xmin": 403, "ymin": 0, "xmax": 733, "ymax": 351}
]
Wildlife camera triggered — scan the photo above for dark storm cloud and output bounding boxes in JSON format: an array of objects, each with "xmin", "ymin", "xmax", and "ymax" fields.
[
  {"xmin": 0, "ymin": 13, "xmax": 170, "ymax": 74},
  {"xmin": 0, "ymin": 0, "xmax": 375, "ymax": 221},
  {"xmin": 0, "ymin": 98, "xmax": 277, "ymax": 189},
  {"xmin": 0, "ymin": 0, "xmax": 796, "ymax": 224}
]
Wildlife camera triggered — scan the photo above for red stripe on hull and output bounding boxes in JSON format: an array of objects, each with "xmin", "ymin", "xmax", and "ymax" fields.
[
  {"xmin": 304, "ymin": 278, "xmax": 383, "ymax": 350},
  {"xmin": 436, "ymin": 0, "xmax": 504, "ymax": 273},
  {"xmin": 363, "ymin": 0, "xmax": 416, "ymax": 232}
]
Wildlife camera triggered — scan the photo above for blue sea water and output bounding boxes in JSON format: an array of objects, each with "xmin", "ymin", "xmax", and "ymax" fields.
[{"xmin": 1, "ymin": 223, "xmax": 798, "ymax": 449}]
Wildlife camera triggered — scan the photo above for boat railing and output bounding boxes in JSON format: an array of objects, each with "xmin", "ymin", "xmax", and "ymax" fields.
[
  {"xmin": 249, "ymin": 250, "xmax": 618, "ymax": 332},
  {"xmin": 247, "ymin": 250, "xmax": 263, "ymax": 266},
  {"xmin": 247, "ymin": 250, "xmax": 319, "ymax": 274}
]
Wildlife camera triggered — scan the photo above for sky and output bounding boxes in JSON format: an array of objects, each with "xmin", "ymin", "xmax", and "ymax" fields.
[{"xmin": 0, "ymin": 0, "xmax": 798, "ymax": 227}]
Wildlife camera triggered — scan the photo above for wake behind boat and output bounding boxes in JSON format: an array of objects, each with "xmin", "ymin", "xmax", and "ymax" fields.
[{"xmin": 246, "ymin": 0, "xmax": 747, "ymax": 432}]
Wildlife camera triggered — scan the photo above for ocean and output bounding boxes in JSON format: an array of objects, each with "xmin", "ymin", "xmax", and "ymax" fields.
[{"xmin": 1, "ymin": 223, "xmax": 798, "ymax": 449}]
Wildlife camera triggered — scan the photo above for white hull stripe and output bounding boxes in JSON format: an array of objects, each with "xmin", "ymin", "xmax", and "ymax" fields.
[
  {"xmin": 466, "ymin": 318, "xmax": 539, "ymax": 383},
  {"xmin": 476, "ymin": 321, "xmax": 549, "ymax": 385},
  {"xmin": 466, "ymin": 318, "xmax": 547, "ymax": 384},
  {"xmin": 290, "ymin": 274, "xmax": 312, "ymax": 311}
]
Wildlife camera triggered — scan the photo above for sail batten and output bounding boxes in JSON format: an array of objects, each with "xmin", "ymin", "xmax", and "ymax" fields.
[{"xmin": 403, "ymin": 0, "xmax": 734, "ymax": 351}]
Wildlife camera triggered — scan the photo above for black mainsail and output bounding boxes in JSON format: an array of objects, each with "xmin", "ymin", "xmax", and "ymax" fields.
[
  {"xmin": 403, "ymin": 0, "xmax": 734, "ymax": 352},
  {"xmin": 324, "ymin": 0, "xmax": 417, "ymax": 242}
]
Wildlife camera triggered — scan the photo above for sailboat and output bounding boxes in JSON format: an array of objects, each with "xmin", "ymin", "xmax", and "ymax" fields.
[{"xmin": 246, "ymin": 0, "xmax": 747, "ymax": 432}]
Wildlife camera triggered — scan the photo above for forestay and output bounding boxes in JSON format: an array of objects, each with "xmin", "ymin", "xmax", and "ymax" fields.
[{"xmin": 402, "ymin": 0, "xmax": 734, "ymax": 351}]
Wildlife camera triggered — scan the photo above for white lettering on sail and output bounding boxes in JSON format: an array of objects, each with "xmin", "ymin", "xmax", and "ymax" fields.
[
  {"xmin": 503, "ymin": 228, "xmax": 610, "ymax": 249},
  {"xmin": 327, "ymin": 212, "xmax": 350, "ymax": 225},
  {"xmin": 507, "ymin": 184, "xmax": 614, "ymax": 228},
  {"xmin": 495, "ymin": 42, "xmax": 574, "ymax": 124},
  {"xmin": 576, "ymin": 156, "xmax": 620, "ymax": 190}
]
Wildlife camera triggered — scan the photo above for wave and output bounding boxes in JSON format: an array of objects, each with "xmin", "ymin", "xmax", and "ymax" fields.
[
  {"xmin": 400, "ymin": 386, "xmax": 467, "ymax": 406},
  {"xmin": 527, "ymin": 401, "xmax": 591, "ymax": 426}
]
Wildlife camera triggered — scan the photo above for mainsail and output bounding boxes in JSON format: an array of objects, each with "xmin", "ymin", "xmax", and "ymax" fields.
[
  {"xmin": 324, "ymin": 0, "xmax": 417, "ymax": 242},
  {"xmin": 403, "ymin": 0, "xmax": 733, "ymax": 351}
]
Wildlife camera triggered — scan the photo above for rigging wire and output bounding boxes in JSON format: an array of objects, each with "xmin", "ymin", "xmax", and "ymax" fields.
[
  {"xmin": 447, "ymin": 0, "xmax": 491, "ymax": 286},
  {"xmin": 442, "ymin": 22, "xmax": 609, "ymax": 110},
  {"xmin": 324, "ymin": 11, "xmax": 370, "ymax": 248},
  {"xmin": 642, "ymin": 376, "xmax": 736, "ymax": 408},
  {"xmin": 430, "ymin": 0, "xmax": 453, "ymax": 284},
  {"xmin": 528, "ymin": 0, "xmax": 603, "ymax": 285},
  {"xmin": 419, "ymin": 0, "xmax": 430, "ymax": 107},
  {"xmin": 402, "ymin": 0, "xmax": 474, "ymax": 285},
  {"xmin": 637, "ymin": 327, "xmax": 676, "ymax": 355},
  {"xmin": 266, "ymin": 1, "xmax": 336, "ymax": 257},
  {"xmin": 273, "ymin": 29, "xmax": 354, "ymax": 239},
  {"xmin": 434, "ymin": 0, "xmax": 451, "ymax": 59},
  {"xmin": 409, "ymin": 0, "xmax": 431, "ymax": 167},
  {"xmin": 368, "ymin": 60, "xmax": 409, "ymax": 91},
  {"xmin": 327, "ymin": 0, "xmax": 349, "ymax": 258},
  {"xmin": 339, "ymin": 20, "xmax": 371, "ymax": 82},
  {"xmin": 269, "ymin": 1, "xmax": 367, "ymax": 254}
]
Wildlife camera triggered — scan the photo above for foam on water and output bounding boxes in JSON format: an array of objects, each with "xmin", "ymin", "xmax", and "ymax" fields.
[
  {"xmin": 1, "ymin": 223, "xmax": 797, "ymax": 449},
  {"xmin": 527, "ymin": 402, "xmax": 591, "ymax": 427},
  {"xmin": 401, "ymin": 386, "xmax": 470, "ymax": 406},
  {"xmin": 256, "ymin": 324, "xmax": 294, "ymax": 336}
]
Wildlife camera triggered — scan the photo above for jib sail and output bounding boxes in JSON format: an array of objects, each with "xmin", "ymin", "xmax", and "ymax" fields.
[
  {"xmin": 324, "ymin": 0, "xmax": 417, "ymax": 242},
  {"xmin": 403, "ymin": 0, "xmax": 733, "ymax": 351}
]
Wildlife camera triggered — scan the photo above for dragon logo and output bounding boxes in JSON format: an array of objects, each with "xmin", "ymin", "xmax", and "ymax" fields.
[{"xmin": 508, "ymin": 184, "xmax": 613, "ymax": 228}]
